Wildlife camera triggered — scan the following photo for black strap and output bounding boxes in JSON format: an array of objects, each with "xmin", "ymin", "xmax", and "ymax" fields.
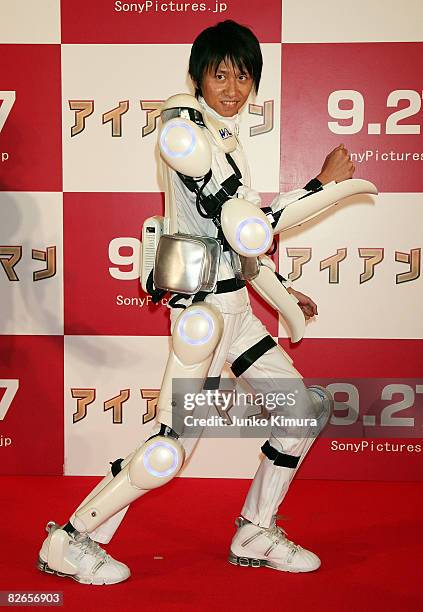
[
  {"xmin": 303, "ymin": 177, "xmax": 323, "ymax": 192},
  {"xmin": 201, "ymin": 173, "xmax": 242, "ymax": 217},
  {"xmin": 146, "ymin": 269, "xmax": 167, "ymax": 304},
  {"xmin": 275, "ymin": 271, "xmax": 288, "ymax": 284},
  {"xmin": 261, "ymin": 206, "xmax": 274, "ymax": 221},
  {"xmin": 216, "ymin": 278, "xmax": 246, "ymax": 293},
  {"xmin": 146, "ymin": 423, "xmax": 179, "ymax": 441},
  {"xmin": 262, "ymin": 179, "xmax": 323, "ymax": 231},
  {"xmin": 231, "ymin": 335, "xmax": 277, "ymax": 378},
  {"xmin": 299, "ymin": 180, "xmax": 324, "ymax": 201},
  {"xmin": 266, "ymin": 239, "xmax": 278, "ymax": 256},
  {"xmin": 110, "ymin": 458, "xmax": 124, "ymax": 477},
  {"xmin": 63, "ymin": 522, "xmax": 77, "ymax": 536},
  {"xmin": 177, "ymin": 154, "xmax": 242, "ymax": 223},
  {"xmin": 261, "ymin": 441, "xmax": 300, "ymax": 468},
  {"xmin": 161, "ymin": 106, "xmax": 205, "ymax": 127},
  {"xmin": 203, "ymin": 376, "xmax": 221, "ymax": 390},
  {"xmin": 192, "ymin": 277, "xmax": 246, "ymax": 304},
  {"xmin": 168, "ymin": 293, "xmax": 191, "ymax": 309},
  {"xmin": 179, "ymin": 170, "xmax": 211, "ymax": 195},
  {"xmin": 225, "ymin": 153, "xmax": 242, "ymax": 179},
  {"xmin": 262, "ymin": 206, "xmax": 282, "ymax": 229},
  {"xmin": 189, "ymin": 291, "xmax": 206, "ymax": 304}
]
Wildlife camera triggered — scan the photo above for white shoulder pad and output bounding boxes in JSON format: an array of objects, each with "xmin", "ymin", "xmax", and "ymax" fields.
[
  {"xmin": 159, "ymin": 94, "xmax": 212, "ymax": 177},
  {"xmin": 203, "ymin": 112, "xmax": 238, "ymax": 154},
  {"xmin": 161, "ymin": 93, "xmax": 202, "ymax": 113},
  {"xmin": 159, "ymin": 117, "xmax": 211, "ymax": 178}
]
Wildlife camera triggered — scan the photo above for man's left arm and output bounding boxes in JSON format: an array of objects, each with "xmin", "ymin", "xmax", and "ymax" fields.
[
  {"xmin": 258, "ymin": 144, "xmax": 356, "ymax": 318},
  {"xmin": 269, "ymin": 143, "xmax": 355, "ymax": 214}
]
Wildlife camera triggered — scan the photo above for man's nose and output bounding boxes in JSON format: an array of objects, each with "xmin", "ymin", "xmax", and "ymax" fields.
[{"xmin": 224, "ymin": 76, "xmax": 237, "ymax": 97}]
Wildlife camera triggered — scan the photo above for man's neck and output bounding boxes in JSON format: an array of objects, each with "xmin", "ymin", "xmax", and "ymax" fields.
[{"xmin": 198, "ymin": 96, "xmax": 239, "ymax": 123}]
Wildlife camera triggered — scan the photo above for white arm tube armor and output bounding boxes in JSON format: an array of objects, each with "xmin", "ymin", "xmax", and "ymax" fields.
[
  {"xmin": 271, "ymin": 179, "xmax": 378, "ymax": 233},
  {"xmin": 219, "ymin": 179, "xmax": 378, "ymax": 257},
  {"xmin": 251, "ymin": 255, "xmax": 305, "ymax": 343}
]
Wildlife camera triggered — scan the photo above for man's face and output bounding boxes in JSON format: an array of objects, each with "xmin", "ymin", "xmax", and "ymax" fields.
[{"xmin": 199, "ymin": 60, "xmax": 254, "ymax": 117}]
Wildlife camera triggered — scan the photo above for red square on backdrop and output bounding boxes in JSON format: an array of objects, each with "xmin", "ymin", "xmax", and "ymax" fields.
[
  {"xmin": 280, "ymin": 42, "xmax": 423, "ymax": 193},
  {"xmin": 61, "ymin": 0, "xmax": 281, "ymax": 44},
  {"xmin": 0, "ymin": 335, "xmax": 64, "ymax": 475},
  {"xmin": 280, "ymin": 337, "xmax": 423, "ymax": 481},
  {"xmin": 64, "ymin": 192, "xmax": 170, "ymax": 336},
  {"xmin": 0, "ymin": 45, "xmax": 62, "ymax": 191}
]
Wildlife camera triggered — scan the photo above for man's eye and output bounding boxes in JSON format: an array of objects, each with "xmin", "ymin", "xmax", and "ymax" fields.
[{"xmin": 216, "ymin": 74, "xmax": 225, "ymax": 80}]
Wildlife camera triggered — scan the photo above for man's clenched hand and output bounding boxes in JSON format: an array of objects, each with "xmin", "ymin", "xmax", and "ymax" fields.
[
  {"xmin": 287, "ymin": 288, "xmax": 318, "ymax": 320},
  {"xmin": 316, "ymin": 144, "xmax": 355, "ymax": 184}
]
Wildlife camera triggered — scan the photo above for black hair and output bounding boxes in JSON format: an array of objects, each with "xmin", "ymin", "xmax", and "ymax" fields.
[{"xmin": 188, "ymin": 20, "xmax": 262, "ymax": 98}]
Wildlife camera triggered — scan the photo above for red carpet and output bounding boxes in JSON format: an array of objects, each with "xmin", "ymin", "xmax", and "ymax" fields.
[{"xmin": 0, "ymin": 476, "xmax": 421, "ymax": 611}]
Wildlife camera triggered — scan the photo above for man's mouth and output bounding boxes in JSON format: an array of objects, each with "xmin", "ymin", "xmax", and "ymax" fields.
[{"xmin": 221, "ymin": 100, "xmax": 238, "ymax": 107}]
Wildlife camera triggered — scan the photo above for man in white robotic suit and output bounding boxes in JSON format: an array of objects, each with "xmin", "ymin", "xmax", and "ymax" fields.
[{"xmin": 38, "ymin": 20, "xmax": 377, "ymax": 584}]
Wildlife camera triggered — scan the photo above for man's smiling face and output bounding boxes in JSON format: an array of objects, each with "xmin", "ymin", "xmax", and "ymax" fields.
[{"xmin": 199, "ymin": 59, "xmax": 254, "ymax": 117}]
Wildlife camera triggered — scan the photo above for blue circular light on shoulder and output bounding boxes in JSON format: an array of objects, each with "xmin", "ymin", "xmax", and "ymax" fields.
[{"xmin": 160, "ymin": 120, "xmax": 196, "ymax": 158}]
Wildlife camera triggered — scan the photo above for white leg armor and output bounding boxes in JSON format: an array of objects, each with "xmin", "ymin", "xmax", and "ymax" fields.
[
  {"xmin": 240, "ymin": 385, "xmax": 332, "ymax": 528},
  {"xmin": 72, "ymin": 302, "xmax": 223, "ymax": 535},
  {"xmin": 72, "ymin": 434, "xmax": 185, "ymax": 534},
  {"xmin": 46, "ymin": 303, "xmax": 223, "ymax": 573},
  {"xmin": 191, "ymin": 300, "xmax": 333, "ymax": 530}
]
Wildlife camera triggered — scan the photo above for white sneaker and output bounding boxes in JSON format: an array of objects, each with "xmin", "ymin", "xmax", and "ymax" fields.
[
  {"xmin": 229, "ymin": 517, "xmax": 321, "ymax": 573},
  {"xmin": 37, "ymin": 521, "xmax": 131, "ymax": 585}
]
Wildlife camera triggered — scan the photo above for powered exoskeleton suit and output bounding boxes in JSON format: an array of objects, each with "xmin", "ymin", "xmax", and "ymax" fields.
[{"xmin": 45, "ymin": 94, "xmax": 377, "ymax": 575}]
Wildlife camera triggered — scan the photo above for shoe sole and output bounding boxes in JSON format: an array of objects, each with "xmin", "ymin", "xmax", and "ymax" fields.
[
  {"xmin": 36, "ymin": 556, "xmax": 129, "ymax": 585},
  {"xmin": 228, "ymin": 553, "xmax": 319, "ymax": 573}
]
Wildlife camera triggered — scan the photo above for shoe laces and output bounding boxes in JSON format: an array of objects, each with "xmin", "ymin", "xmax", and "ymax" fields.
[
  {"xmin": 73, "ymin": 534, "xmax": 108, "ymax": 561},
  {"xmin": 267, "ymin": 516, "xmax": 299, "ymax": 554}
]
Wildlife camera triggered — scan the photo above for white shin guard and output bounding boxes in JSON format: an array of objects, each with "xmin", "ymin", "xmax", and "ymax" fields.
[
  {"xmin": 241, "ymin": 386, "xmax": 332, "ymax": 528},
  {"xmin": 72, "ymin": 435, "xmax": 185, "ymax": 534}
]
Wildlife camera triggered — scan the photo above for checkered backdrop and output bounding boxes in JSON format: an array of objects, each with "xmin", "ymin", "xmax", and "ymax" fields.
[{"xmin": 1, "ymin": 0, "xmax": 422, "ymax": 481}]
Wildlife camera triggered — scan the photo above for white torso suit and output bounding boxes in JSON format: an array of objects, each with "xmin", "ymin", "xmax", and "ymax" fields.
[{"xmin": 64, "ymin": 95, "xmax": 377, "ymax": 548}]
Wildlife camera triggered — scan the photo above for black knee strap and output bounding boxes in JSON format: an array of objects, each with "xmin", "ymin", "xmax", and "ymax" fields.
[
  {"xmin": 231, "ymin": 335, "xmax": 277, "ymax": 378},
  {"xmin": 203, "ymin": 375, "xmax": 221, "ymax": 390},
  {"xmin": 261, "ymin": 440, "xmax": 300, "ymax": 469},
  {"xmin": 147, "ymin": 423, "xmax": 179, "ymax": 441}
]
